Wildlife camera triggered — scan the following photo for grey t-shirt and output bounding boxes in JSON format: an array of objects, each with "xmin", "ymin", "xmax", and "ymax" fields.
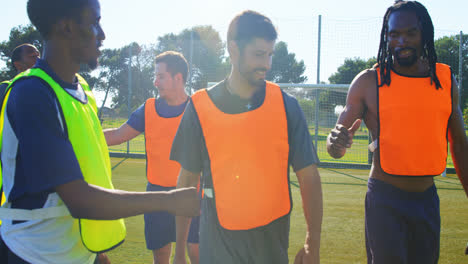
[{"xmin": 170, "ymin": 80, "xmax": 319, "ymax": 264}]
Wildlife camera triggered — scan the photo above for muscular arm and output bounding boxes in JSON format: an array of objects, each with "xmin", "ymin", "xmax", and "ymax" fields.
[
  {"xmin": 447, "ymin": 76, "xmax": 468, "ymax": 197},
  {"xmin": 327, "ymin": 70, "xmax": 372, "ymax": 158},
  {"xmin": 103, "ymin": 123, "xmax": 141, "ymax": 146},
  {"xmin": 294, "ymin": 164, "xmax": 322, "ymax": 264},
  {"xmin": 174, "ymin": 168, "xmax": 200, "ymax": 263},
  {"xmin": 56, "ymin": 179, "xmax": 199, "ymax": 219}
]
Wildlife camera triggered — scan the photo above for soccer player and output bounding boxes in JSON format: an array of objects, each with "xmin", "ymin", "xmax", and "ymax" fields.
[
  {"xmin": 327, "ymin": 1, "xmax": 468, "ymax": 263},
  {"xmin": 0, "ymin": 44, "xmax": 40, "ymax": 102},
  {"xmin": 104, "ymin": 51, "xmax": 199, "ymax": 264},
  {"xmin": 171, "ymin": 10, "xmax": 322, "ymax": 264},
  {"xmin": 0, "ymin": 0, "xmax": 198, "ymax": 263}
]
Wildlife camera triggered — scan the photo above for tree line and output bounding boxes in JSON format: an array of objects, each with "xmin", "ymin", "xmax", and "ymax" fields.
[{"xmin": 0, "ymin": 24, "xmax": 466, "ymax": 124}]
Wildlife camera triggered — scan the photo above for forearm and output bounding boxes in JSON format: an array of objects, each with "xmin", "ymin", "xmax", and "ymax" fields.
[
  {"xmin": 175, "ymin": 169, "xmax": 200, "ymax": 259},
  {"xmin": 57, "ymin": 180, "xmax": 175, "ymax": 219},
  {"xmin": 103, "ymin": 124, "xmax": 140, "ymax": 146},
  {"xmin": 103, "ymin": 128, "xmax": 125, "ymax": 146},
  {"xmin": 450, "ymin": 139, "xmax": 468, "ymax": 197},
  {"xmin": 297, "ymin": 165, "xmax": 323, "ymax": 260}
]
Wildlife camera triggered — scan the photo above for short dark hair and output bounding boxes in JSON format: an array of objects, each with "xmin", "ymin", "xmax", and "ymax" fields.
[
  {"xmin": 155, "ymin": 51, "xmax": 189, "ymax": 83},
  {"xmin": 11, "ymin": 44, "xmax": 33, "ymax": 65},
  {"xmin": 27, "ymin": 0, "xmax": 92, "ymax": 39},
  {"xmin": 227, "ymin": 10, "xmax": 277, "ymax": 51}
]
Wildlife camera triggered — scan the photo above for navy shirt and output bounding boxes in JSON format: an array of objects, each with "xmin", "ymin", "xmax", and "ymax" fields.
[
  {"xmin": 5, "ymin": 59, "xmax": 84, "ymax": 210},
  {"xmin": 126, "ymin": 98, "xmax": 188, "ymax": 133}
]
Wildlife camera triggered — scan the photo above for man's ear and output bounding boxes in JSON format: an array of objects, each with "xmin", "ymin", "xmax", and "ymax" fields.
[
  {"xmin": 53, "ymin": 19, "xmax": 76, "ymax": 39},
  {"xmin": 174, "ymin": 72, "xmax": 183, "ymax": 83}
]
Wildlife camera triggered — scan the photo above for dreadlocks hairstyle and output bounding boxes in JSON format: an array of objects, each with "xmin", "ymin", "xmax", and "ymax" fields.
[
  {"xmin": 27, "ymin": 0, "xmax": 92, "ymax": 40},
  {"xmin": 376, "ymin": 0, "xmax": 441, "ymax": 89}
]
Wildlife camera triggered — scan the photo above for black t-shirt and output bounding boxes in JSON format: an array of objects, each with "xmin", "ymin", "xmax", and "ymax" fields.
[
  {"xmin": 170, "ymin": 80, "xmax": 319, "ymax": 181},
  {"xmin": 169, "ymin": 80, "xmax": 319, "ymax": 263}
]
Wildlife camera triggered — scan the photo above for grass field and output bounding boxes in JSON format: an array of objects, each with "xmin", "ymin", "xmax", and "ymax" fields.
[{"xmin": 106, "ymin": 157, "xmax": 467, "ymax": 264}]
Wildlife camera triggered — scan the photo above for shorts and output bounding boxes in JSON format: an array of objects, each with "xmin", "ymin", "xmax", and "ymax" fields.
[
  {"xmin": 365, "ymin": 178, "xmax": 440, "ymax": 264},
  {"xmin": 144, "ymin": 183, "xmax": 200, "ymax": 250},
  {"xmin": 199, "ymin": 194, "xmax": 290, "ymax": 264}
]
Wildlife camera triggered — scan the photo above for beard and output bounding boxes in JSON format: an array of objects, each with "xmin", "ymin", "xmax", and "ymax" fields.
[
  {"xmin": 238, "ymin": 57, "xmax": 267, "ymax": 87},
  {"xmin": 394, "ymin": 47, "xmax": 418, "ymax": 67},
  {"xmin": 87, "ymin": 58, "xmax": 99, "ymax": 70}
]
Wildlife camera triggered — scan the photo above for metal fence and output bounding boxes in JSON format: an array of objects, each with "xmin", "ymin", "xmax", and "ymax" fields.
[{"xmin": 101, "ymin": 15, "xmax": 464, "ymax": 171}]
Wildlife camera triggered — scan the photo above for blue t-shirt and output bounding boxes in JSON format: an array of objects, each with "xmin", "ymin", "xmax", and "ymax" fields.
[
  {"xmin": 4, "ymin": 59, "xmax": 84, "ymax": 210},
  {"xmin": 126, "ymin": 97, "xmax": 188, "ymax": 133}
]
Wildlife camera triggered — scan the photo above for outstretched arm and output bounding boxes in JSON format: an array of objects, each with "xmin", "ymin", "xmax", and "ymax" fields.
[
  {"xmin": 103, "ymin": 123, "xmax": 141, "ymax": 146},
  {"xmin": 294, "ymin": 164, "xmax": 322, "ymax": 264},
  {"xmin": 56, "ymin": 179, "xmax": 200, "ymax": 219},
  {"xmin": 447, "ymin": 76, "xmax": 468, "ymax": 198}
]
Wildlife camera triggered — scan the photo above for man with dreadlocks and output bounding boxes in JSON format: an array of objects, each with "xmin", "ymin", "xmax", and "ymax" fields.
[{"xmin": 327, "ymin": 1, "xmax": 468, "ymax": 263}]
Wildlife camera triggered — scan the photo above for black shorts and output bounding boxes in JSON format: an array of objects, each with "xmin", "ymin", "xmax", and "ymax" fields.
[
  {"xmin": 365, "ymin": 178, "xmax": 440, "ymax": 264},
  {"xmin": 144, "ymin": 183, "xmax": 200, "ymax": 250}
]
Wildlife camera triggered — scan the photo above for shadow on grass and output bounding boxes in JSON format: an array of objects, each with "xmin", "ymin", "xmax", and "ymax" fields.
[{"xmin": 112, "ymin": 158, "xmax": 129, "ymax": 171}]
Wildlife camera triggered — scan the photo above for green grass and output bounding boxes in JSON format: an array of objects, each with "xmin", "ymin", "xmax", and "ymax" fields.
[{"xmin": 106, "ymin": 158, "xmax": 467, "ymax": 263}]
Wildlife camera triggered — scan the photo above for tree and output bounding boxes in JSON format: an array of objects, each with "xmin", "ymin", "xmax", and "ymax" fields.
[
  {"xmin": 155, "ymin": 26, "xmax": 229, "ymax": 91},
  {"xmin": 328, "ymin": 57, "xmax": 376, "ymax": 84},
  {"xmin": 435, "ymin": 34, "xmax": 468, "ymax": 109},
  {"xmin": 0, "ymin": 25, "xmax": 43, "ymax": 80},
  {"xmin": 266, "ymin": 41, "xmax": 307, "ymax": 83},
  {"xmin": 96, "ymin": 43, "xmax": 156, "ymax": 114}
]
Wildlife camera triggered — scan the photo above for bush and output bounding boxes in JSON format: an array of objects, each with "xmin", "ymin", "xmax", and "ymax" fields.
[{"xmin": 463, "ymin": 103, "xmax": 468, "ymax": 128}]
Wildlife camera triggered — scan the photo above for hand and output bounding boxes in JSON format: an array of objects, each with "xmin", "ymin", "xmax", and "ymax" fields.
[
  {"xmin": 328, "ymin": 119, "xmax": 361, "ymax": 157},
  {"xmin": 96, "ymin": 253, "xmax": 111, "ymax": 264},
  {"xmin": 167, "ymin": 187, "xmax": 200, "ymax": 217},
  {"xmin": 294, "ymin": 246, "xmax": 319, "ymax": 264}
]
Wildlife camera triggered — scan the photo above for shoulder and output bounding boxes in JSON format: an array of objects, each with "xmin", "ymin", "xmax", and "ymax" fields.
[
  {"xmin": 347, "ymin": 68, "xmax": 377, "ymax": 98},
  {"xmin": 9, "ymin": 77, "xmax": 56, "ymax": 105},
  {"xmin": 351, "ymin": 68, "xmax": 377, "ymax": 87},
  {"xmin": 281, "ymin": 90, "xmax": 301, "ymax": 110}
]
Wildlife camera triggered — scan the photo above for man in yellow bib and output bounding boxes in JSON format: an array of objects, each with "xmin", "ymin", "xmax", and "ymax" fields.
[
  {"xmin": 327, "ymin": 1, "xmax": 468, "ymax": 263},
  {"xmin": 0, "ymin": 0, "xmax": 199, "ymax": 263},
  {"xmin": 171, "ymin": 10, "xmax": 323, "ymax": 264}
]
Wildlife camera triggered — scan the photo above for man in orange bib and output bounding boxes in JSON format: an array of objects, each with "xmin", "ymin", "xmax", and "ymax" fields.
[
  {"xmin": 327, "ymin": 1, "xmax": 468, "ymax": 263},
  {"xmin": 171, "ymin": 10, "xmax": 323, "ymax": 264},
  {"xmin": 104, "ymin": 51, "xmax": 199, "ymax": 264}
]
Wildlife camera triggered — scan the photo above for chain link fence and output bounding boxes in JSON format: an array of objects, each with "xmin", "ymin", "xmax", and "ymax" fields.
[{"xmin": 101, "ymin": 16, "xmax": 465, "ymax": 170}]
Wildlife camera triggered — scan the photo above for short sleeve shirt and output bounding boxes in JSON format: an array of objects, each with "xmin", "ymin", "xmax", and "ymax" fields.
[{"xmin": 169, "ymin": 80, "xmax": 319, "ymax": 263}]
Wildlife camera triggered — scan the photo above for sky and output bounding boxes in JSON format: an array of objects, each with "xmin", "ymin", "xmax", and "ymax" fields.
[{"xmin": 1, "ymin": 0, "xmax": 466, "ymax": 86}]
